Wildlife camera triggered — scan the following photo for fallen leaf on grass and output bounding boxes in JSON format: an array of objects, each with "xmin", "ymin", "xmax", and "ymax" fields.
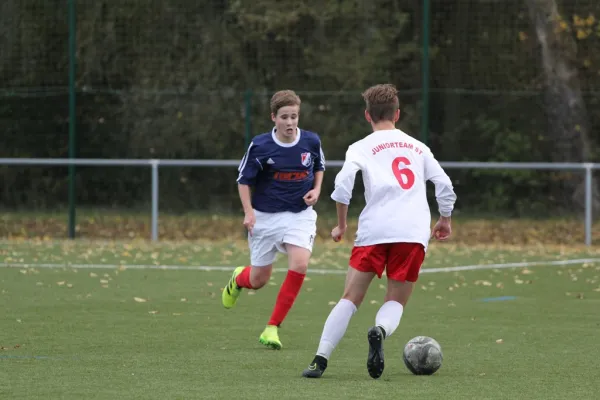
[
  {"xmin": 134, "ymin": 297, "xmax": 148, "ymax": 303},
  {"xmin": 148, "ymin": 310, "xmax": 159, "ymax": 314},
  {"xmin": 521, "ymin": 268, "xmax": 534, "ymax": 275},
  {"xmin": 328, "ymin": 301, "xmax": 337, "ymax": 306},
  {"xmin": 100, "ymin": 279, "xmax": 109, "ymax": 284},
  {"xmin": 67, "ymin": 284, "xmax": 73, "ymax": 288},
  {"xmin": 180, "ymin": 298, "xmax": 188, "ymax": 302},
  {"xmin": 496, "ymin": 339, "xmax": 503, "ymax": 344},
  {"xmin": 248, "ymin": 291, "xmax": 256, "ymax": 295},
  {"xmin": 89, "ymin": 273, "xmax": 98, "ymax": 278},
  {"xmin": 57, "ymin": 281, "xmax": 65, "ymax": 286},
  {"xmin": 370, "ymin": 300, "xmax": 379, "ymax": 305}
]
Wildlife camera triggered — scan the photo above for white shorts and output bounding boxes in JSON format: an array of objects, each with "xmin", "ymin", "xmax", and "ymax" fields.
[{"xmin": 249, "ymin": 207, "xmax": 317, "ymax": 267}]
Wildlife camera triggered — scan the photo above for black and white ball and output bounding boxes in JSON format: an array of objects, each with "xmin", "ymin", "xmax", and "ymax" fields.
[{"xmin": 402, "ymin": 336, "xmax": 443, "ymax": 375}]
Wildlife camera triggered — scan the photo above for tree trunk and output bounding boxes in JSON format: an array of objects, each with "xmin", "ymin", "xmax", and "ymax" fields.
[{"xmin": 526, "ymin": 0, "xmax": 599, "ymax": 211}]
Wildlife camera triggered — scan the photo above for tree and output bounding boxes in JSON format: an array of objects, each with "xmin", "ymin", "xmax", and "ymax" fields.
[{"xmin": 526, "ymin": 0, "xmax": 598, "ymax": 210}]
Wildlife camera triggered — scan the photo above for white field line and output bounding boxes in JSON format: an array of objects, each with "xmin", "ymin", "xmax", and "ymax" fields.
[{"xmin": 0, "ymin": 258, "xmax": 598, "ymax": 275}]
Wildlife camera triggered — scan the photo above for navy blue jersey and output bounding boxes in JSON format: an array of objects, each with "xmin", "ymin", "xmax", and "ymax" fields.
[{"xmin": 237, "ymin": 128, "xmax": 326, "ymax": 213}]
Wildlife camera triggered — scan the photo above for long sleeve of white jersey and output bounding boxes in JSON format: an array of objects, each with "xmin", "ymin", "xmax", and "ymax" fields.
[
  {"xmin": 331, "ymin": 148, "xmax": 361, "ymax": 205},
  {"xmin": 424, "ymin": 151, "xmax": 456, "ymax": 217}
]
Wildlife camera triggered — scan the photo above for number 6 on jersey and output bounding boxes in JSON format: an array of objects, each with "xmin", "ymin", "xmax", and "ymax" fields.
[{"xmin": 392, "ymin": 157, "xmax": 415, "ymax": 189}]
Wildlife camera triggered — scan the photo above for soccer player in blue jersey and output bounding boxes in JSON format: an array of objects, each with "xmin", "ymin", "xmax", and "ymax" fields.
[{"xmin": 221, "ymin": 90, "xmax": 326, "ymax": 350}]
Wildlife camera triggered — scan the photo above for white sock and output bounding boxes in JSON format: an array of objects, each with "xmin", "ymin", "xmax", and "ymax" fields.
[
  {"xmin": 375, "ymin": 300, "xmax": 403, "ymax": 338},
  {"xmin": 316, "ymin": 299, "xmax": 357, "ymax": 360}
]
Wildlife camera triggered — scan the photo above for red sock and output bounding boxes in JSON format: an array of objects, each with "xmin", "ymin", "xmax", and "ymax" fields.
[
  {"xmin": 235, "ymin": 266, "xmax": 253, "ymax": 289},
  {"xmin": 267, "ymin": 270, "xmax": 306, "ymax": 327}
]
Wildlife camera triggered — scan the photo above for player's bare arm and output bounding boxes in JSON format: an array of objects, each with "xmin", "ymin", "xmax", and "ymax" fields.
[
  {"xmin": 331, "ymin": 202, "xmax": 348, "ymax": 242},
  {"xmin": 303, "ymin": 170, "xmax": 323, "ymax": 206},
  {"xmin": 238, "ymin": 184, "xmax": 255, "ymax": 235}
]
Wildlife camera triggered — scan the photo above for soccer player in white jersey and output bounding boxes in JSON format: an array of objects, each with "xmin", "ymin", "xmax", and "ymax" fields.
[
  {"xmin": 221, "ymin": 90, "xmax": 326, "ymax": 350},
  {"xmin": 302, "ymin": 84, "xmax": 456, "ymax": 379}
]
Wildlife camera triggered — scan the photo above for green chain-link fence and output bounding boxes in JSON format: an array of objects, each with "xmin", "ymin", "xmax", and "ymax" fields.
[{"xmin": 2, "ymin": 0, "xmax": 600, "ymax": 221}]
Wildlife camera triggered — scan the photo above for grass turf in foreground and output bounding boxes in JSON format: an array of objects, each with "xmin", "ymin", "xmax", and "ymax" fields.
[{"xmin": 0, "ymin": 241, "xmax": 599, "ymax": 399}]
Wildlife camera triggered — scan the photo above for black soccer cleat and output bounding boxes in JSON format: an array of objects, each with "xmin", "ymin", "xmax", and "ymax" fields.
[
  {"xmin": 367, "ymin": 326, "xmax": 385, "ymax": 379},
  {"xmin": 302, "ymin": 356, "xmax": 328, "ymax": 378}
]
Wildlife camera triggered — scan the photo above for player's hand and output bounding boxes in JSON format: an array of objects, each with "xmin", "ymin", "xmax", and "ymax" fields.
[
  {"xmin": 303, "ymin": 189, "xmax": 321, "ymax": 206},
  {"xmin": 243, "ymin": 211, "xmax": 256, "ymax": 236},
  {"xmin": 331, "ymin": 225, "xmax": 346, "ymax": 242},
  {"xmin": 431, "ymin": 216, "xmax": 452, "ymax": 241}
]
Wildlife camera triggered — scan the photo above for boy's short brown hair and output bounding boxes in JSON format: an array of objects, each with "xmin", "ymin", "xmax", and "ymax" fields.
[
  {"xmin": 361, "ymin": 84, "xmax": 399, "ymax": 123},
  {"xmin": 270, "ymin": 90, "xmax": 301, "ymax": 115}
]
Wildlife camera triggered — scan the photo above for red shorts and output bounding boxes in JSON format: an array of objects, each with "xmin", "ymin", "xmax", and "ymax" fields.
[{"xmin": 349, "ymin": 242, "xmax": 425, "ymax": 282}]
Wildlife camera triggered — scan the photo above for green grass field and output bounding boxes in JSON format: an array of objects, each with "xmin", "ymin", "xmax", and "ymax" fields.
[{"xmin": 1, "ymin": 239, "xmax": 600, "ymax": 399}]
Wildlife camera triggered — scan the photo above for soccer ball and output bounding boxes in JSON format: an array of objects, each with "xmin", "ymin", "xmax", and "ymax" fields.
[{"xmin": 402, "ymin": 336, "xmax": 443, "ymax": 375}]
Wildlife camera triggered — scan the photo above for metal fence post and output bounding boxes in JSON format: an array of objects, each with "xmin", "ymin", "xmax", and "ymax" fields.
[
  {"xmin": 585, "ymin": 163, "xmax": 593, "ymax": 246},
  {"xmin": 67, "ymin": 0, "xmax": 77, "ymax": 239},
  {"xmin": 244, "ymin": 89, "xmax": 253, "ymax": 149},
  {"xmin": 421, "ymin": 0, "xmax": 431, "ymax": 145},
  {"xmin": 150, "ymin": 159, "xmax": 160, "ymax": 242}
]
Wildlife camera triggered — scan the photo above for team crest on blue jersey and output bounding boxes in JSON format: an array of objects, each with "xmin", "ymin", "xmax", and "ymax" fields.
[{"xmin": 301, "ymin": 152, "xmax": 312, "ymax": 167}]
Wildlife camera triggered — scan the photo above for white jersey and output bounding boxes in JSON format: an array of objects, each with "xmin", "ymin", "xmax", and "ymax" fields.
[{"xmin": 331, "ymin": 129, "xmax": 456, "ymax": 250}]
